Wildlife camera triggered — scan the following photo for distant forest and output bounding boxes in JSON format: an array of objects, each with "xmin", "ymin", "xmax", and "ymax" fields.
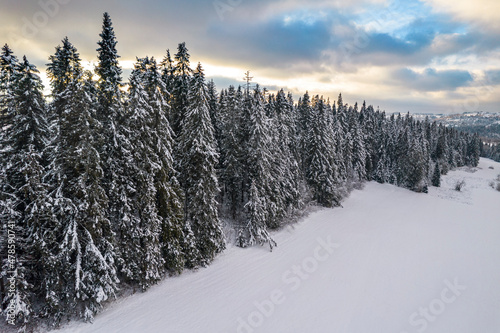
[{"xmin": 0, "ymin": 13, "xmax": 481, "ymax": 329}]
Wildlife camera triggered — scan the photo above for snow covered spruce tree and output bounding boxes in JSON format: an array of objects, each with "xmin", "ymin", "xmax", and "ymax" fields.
[
  {"xmin": 95, "ymin": 12, "xmax": 127, "ymax": 234},
  {"xmin": 119, "ymin": 59, "xmax": 165, "ymax": 289},
  {"xmin": 237, "ymin": 86, "xmax": 276, "ymax": 248},
  {"xmin": 0, "ymin": 45, "xmax": 18, "ymax": 305},
  {"xmin": 160, "ymin": 49, "xmax": 174, "ymax": 95},
  {"xmin": 241, "ymin": 180, "xmax": 277, "ymax": 250},
  {"xmin": 306, "ymin": 96, "xmax": 341, "ymax": 207},
  {"xmin": 170, "ymin": 42, "xmax": 193, "ymax": 137},
  {"xmin": 296, "ymin": 91, "xmax": 312, "ymax": 174},
  {"xmin": 0, "ymin": 44, "xmax": 18, "ymax": 133},
  {"xmin": 219, "ymin": 85, "xmax": 245, "ymax": 219},
  {"xmin": 268, "ymin": 89, "xmax": 301, "ymax": 222},
  {"xmin": 0, "ymin": 56, "xmax": 50, "ymax": 326},
  {"xmin": 432, "ymin": 160, "xmax": 441, "ymax": 187},
  {"xmin": 179, "ymin": 63, "xmax": 225, "ymax": 266},
  {"xmin": 45, "ymin": 39, "xmax": 118, "ymax": 322},
  {"xmin": 133, "ymin": 57, "xmax": 192, "ymax": 275}
]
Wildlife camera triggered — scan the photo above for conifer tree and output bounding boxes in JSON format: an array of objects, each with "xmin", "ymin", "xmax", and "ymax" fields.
[
  {"xmin": 0, "ymin": 44, "xmax": 18, "ymax": 138},
  {"xmin": 45, "ymin": 40, "xmax": 119, "ymax": 320},
  {"xmin": 307, "ymin": 96, "xmax": 341, "ymax": 207},
  {"xmin": 220, "ymin": 85, "xmax": 244, "ymax": 219},
  {"xmin": 179, "ymin": 63, "xmax": 224, "ymax": 266},
  {"xmin": 242, "ymin": 180, "xmax": 277, "ymax": 250},
  {"xmin": 270, "ymin": 89, "xmax": 300, "ymax": 220},
  {"xmin": 432, "ymin": 161, "xmax": 441, "ymax": 187},
  {"xmin": 171, "ymin": 42, "xmax": 193, "ymax": 136},
  {"xmin": 351, "ymin": 121, "xmax": 367, "ymax": 181},
  {"xmin": 141, "ymin": 57, "xmax": 191, "ymax": 272},
  {"xmin": 160, "ymin": 49, "xmax": 174, "ymax": 93},
  {"xmin": 61, "ymin": 71, "xmax": 118, "ymax": 321},
  {"xmin": 0, "ymin": 56, "xmax": 49, "ymax": 326},
  {"xmin": 122, "ymin": 61, "xmax": 165, "ymax": 288},
  {"xmin": 245, "ymin": 86, "xmax": 276, "ymax": 227},
  {"xmin": 297, "ymin": 92, "xmax": 312, "ymax": 173},
  {"xmin": 95, "ymin": 12, "xmax": 126, "ymax": 235}
]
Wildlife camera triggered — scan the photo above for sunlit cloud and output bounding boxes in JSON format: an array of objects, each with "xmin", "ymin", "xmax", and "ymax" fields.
[{"xmin": 1, "ymin": 0, "xmax": 500, "ymax": 113}]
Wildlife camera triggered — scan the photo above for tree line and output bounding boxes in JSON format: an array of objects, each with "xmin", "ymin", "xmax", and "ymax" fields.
[{"xmin": 0, "ymin": 13, "xmax": 480, "ymax": 329}]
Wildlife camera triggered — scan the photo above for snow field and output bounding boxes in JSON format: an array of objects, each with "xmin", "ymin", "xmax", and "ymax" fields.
[{"xmin": 59, "ymin": 158, "xmax": 500, "ymax": 333}]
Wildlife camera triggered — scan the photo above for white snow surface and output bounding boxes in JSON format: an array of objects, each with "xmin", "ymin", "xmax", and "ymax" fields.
[{"xmin": 58, "ymin": 158, "xmax": 500, "ymax": 333}]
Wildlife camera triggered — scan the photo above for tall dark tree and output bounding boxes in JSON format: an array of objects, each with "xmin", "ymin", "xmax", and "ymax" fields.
[
  {"xmin": 220, "ymin": 85, "xmax": 244, "ymax": 219},
  {"xmin": 432, "ymin": 161, "xmax": 441, "ymax": 187},
  {"xmin": 0, "ymin": 56, "xmax": 49, "ymax": 326},
  {"xmin": 95, "ymin": 12, "xmax": 126, "ymax": 237},
  {"xmin": 179, "ymin": 63, "xmax": 225, "ymax": 266},
  {"xmin": 121, "ymin": 60, "xmax": 165, "ymax": 288},
  {"xmin": 0, "ymin": 44, "xmax": 18, "ymax": 137},
  {"xmin": 139, "ymin": 57, "xmax": 192, "ymax": 273},
  {"xmin": 171, "ymin": 42, "xmax": 193, "ymax": 136},
  {"xmin": 307, "ymin": 96, "xmax": 341, "ymax": 207},
  {"xmin": 57, "ymin": 70, "xmax": 118, "ymax": 322}
]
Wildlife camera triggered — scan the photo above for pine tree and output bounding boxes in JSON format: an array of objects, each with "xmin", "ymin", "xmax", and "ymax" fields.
[
  {"xmin": 245, "ymin": 86, "xmax": 278, "ymax": 228},
  {"xmin": 122, "ymin": 62, "xmax": 165, "ymax": 288},
  {"xmin": 432, "ymin": 160, "xmax": 441, "ymax": 187},
  {"xmin": 242, "ymin": 180, "xmax": 276, "ymax": 250},
  {"xmin": 140, "ymin": 57, "xmax": 190, "ymax": 273},
  {"xmin": 47, "ymin": 37, "xmax": 81, "ymax": 98},
  {"xmin": 351, "ymin": 120, "xmax": 367, "ymax": 181},
  {"xmin": 307, "ymin": 96, "xmax": 341, "ymax": 207},
  {"xmin": 297, "ymin": 92, "xmax": 312, "ymax": 173},
  {"xmin": 45, "ymin": 45, "xmax": 119, "ymax": 321},
  {"xmin": 179, "ymin": 63, "xmax": 224, "ymax": 266},
  {"xmin": 0, "ymin": 44, "xmax": 18, "ymax": 138},
  {"xmin": 160, "ymin": 49, "xmax": 174, "ymax": 94},
  {"xmin": 220, "ymin": 85, "xmax": 244, "ymax": 219},
  {"xmin": 269, "ymin": 89, "xmax": 300, "ymax": 221},
  {"xmin": 0, "ymin": 56, "xmax": 49, "ymax": 326},
  {"xmin": 95, "ymin": 12, "xmax": 126, "ymax": 239},
  {"xmin": 171, "ymin": 42, "xmax": 193, "ymax": 136}
]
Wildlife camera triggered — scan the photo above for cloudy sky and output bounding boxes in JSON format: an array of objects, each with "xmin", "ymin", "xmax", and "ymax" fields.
[{"xmin": 1, "ymin": 0, "xmax": 500, "ymax": 114}]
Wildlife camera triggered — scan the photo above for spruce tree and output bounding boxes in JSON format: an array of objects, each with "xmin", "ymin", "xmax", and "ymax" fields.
[
  {"xmin": 0, "ymin": 56, "xmax": 49, "ymax": 326},
  {"xmin": 220, "ymin": 85, "xmax": 244, "ymax": 219},
  {"xmin": 139, "ymin": 56, "xmax": 190, "ymax": 273},
  {"xmin": 179, "ymin": 63, "xmax": 224, "ymax": 266},
  {"xmin": 95, "ymin": 12, "xmax": 126, "ymax": 238},
  {"xmin": 307, "ymin": 96, "xmax": 341, "ymax": 207},
  {"xmin": 269, "ymin": 89, "xmax": 300, "ymax": 221},
  {"xmin": 122, "ymin": 61, "xmax": 165, "ymax": 288},
  {"xmin": 432, "ymin": 161, "xmax": 441, "ymax": 187},
  {"xmin": 62, "ymin": 71, "xmax": 118, "ymax": 321},
  {"xmin": 171, "ymin": 42, "xmax": 193, "ymax": 136},
  {"xmin": 0, "ymin": 44, "xmax": 18, "ymax": 138},
  {"xmin": 245, "ymin": 86, "xmax": 275, "ymax": 227},
  {"xmin": 45, "ymin": 41, "xmax": 119, "ymax": 320},
  {"xmin": 242, "ymin": 180, "xmax": 277, "ymax": 250}
]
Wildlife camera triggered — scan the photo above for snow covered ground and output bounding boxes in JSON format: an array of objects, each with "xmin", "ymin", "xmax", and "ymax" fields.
[{"xmin": 58, "ymin": 158, "xmax": 500, "ymax": 333}]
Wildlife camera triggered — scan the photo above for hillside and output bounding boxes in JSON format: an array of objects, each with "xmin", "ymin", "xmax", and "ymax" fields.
[
  {"xmin": 56, "ymin": 158, "xmax": 500, "ymax": 333},
  {"xmin": 412, "ymin": 112, "xmax": 500, "ymax": 143}
]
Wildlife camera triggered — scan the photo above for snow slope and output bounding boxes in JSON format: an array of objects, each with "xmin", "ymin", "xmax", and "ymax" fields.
[{"xmin": 58, "ymin": 158, "xmax": 500, "ymax": 333}]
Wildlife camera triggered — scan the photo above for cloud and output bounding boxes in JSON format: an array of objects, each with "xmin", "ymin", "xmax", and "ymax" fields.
[
  {"xmin": 393, "ymin": 67, "xmax": 473, "ymax": 92},
  {"xmin": 484, "ymin": 70, "xmax": 500, "ymax": 85},
  {"xmin": 1, "ymin": 0, "xmax": 499, "ymax": 114},
  {"xmin": 423, "ymin": 0, "xmax": 500, "ymax": 32}
]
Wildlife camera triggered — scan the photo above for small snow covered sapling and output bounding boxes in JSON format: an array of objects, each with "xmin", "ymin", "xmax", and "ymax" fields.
[{"xmin": 454, "ymin": 180, "xmax": 466, "ymax": 191}]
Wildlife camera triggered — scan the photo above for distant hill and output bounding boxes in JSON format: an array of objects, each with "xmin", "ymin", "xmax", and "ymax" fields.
[{"xmin": 410, "ymin": 112, "xmax": 500, "ymax": 143}]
